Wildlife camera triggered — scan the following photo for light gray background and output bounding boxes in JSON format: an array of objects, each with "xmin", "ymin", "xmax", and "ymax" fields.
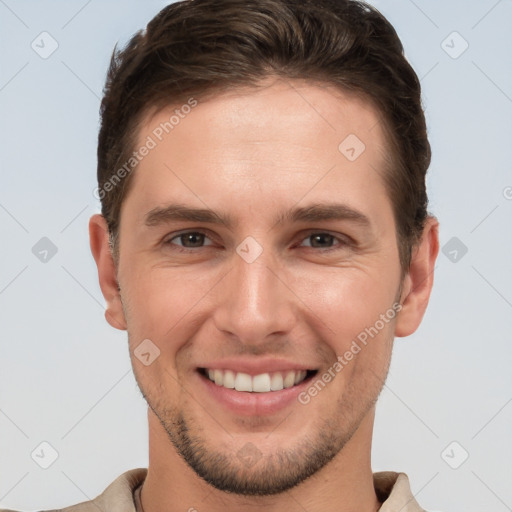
[{"xmin": 1, "ymin": 1, "xmax": 511, "ymax": 510}]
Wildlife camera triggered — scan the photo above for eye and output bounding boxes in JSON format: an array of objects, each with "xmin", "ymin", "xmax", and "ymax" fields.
[
  {"xmin": 165, "ymin": 231, "xmax": 214, "ymax": 249},
  {"xmin": 163, "ymin": 230, "xmax": 351, "ymax": 253},
  {"xmin": 298, "ymin": 232, "xmax": 349, "ymax": 250}
]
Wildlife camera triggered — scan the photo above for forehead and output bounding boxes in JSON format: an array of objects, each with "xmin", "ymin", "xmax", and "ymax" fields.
[
  {"xmin": 139, "ymin": 77, "xmax": 387, "ymax": 159},
  {"xmin": 124, "ymin": 78, "xmax": 393, "ymax": 231}
]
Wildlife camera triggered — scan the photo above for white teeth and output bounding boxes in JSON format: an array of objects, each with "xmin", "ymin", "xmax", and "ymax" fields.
[
  {"xmin": 252, "ymin": 373, "xmax": 271, "ymax": 393},
  {"xmin": 270, "ymin": 373, "xmax": 284, "ymax": 391},
  {"xmin": 205, "ymin": 369, "xmax": 309, "ymax": 392},
  {"xmin": 234, "ymin": 372, "xmax": 253, "ymax": 392},
  {"xmin": 214, "ymin": 369, "xmax": 223, "ymax": 386},
  {"xmin": 223, "ymin": 370, "xmax": 235, "ymax": 389},
  {"xmin": 283, "ymin": 371, "xmax": 295, "ymax": 388},
  {"xmin": 294, "ymin": 370, "xmax": 306, "ymax": 385}
]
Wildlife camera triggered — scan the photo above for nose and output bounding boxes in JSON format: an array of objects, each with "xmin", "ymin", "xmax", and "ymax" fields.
[{"xmin": 212, "ymin": 250, "xmax": 297, "ymax": 346}]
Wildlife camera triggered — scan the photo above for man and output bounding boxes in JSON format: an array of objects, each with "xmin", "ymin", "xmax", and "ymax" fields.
[{"xmin": 3, "ymin": 0, "xmax": 439, "ymax": 510}]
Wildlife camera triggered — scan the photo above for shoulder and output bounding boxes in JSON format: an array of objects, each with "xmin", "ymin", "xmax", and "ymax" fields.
[
  {"xmin": 374, "ymin": 471, "xmax": 428, "ymax": 512},
  {"xmin": 0, "ymin": 468, "xmax": 147, "ymax": 512}
]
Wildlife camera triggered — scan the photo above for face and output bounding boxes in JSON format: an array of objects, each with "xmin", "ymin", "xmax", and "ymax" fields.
[{"xmin": 95, "ymin": 78, "xmax": 424, "ymax": 495}]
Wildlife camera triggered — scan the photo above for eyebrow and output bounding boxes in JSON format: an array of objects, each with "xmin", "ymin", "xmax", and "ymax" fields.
[{"xmin": 144, "ymin": 202, "xmax": 372, "ymax": 231}]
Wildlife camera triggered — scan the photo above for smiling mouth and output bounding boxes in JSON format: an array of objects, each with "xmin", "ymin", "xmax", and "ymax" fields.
[{"xmin": 198, "ymin": 368, "xmax": 318, "ymax": 393}]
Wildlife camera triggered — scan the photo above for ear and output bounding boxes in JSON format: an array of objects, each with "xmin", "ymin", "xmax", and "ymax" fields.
[
  {"xmin": 394, "ymin": 216, "xmax": 439, "ymax": 337},
  {"xmin": 89, "ymin": 214, "xmax": 127, "ymax": 331}
]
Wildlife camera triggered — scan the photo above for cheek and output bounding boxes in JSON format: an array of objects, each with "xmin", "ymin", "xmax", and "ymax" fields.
[
  {"xmin": 123, "ymin": 269, "xmax": 218, "ymax": 360},
  {"xmin": 293, "ymin": 266, "xmax": 399, "ymax": 344},
  {"xmin": 125, "ymin": 271, "xmax": 188, "ymax": 327}
]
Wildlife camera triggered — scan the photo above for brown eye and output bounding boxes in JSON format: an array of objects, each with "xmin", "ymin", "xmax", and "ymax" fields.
[
  {"xmin": 166, "ymin": 231, "xmax": 213, "ymax": 249},
  {"xmin": 299, "ymin": 232, "xmax": 346, "ymax": 250},
  {"xmin": 308, "ymin": 233, "xmax": 335, "ymax": 248}
]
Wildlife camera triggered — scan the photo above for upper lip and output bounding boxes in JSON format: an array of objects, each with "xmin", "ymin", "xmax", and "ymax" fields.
[{"xmin": 197, "ymin": 357, "xmax": 316, "ymax": 376}]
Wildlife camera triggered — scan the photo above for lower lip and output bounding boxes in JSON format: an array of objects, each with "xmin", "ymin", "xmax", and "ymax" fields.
[{"xmin": 195, "ymin": 371, "xmax": 315, "ymax": 416}]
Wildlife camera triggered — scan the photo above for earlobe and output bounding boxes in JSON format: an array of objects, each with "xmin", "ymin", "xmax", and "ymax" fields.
[
  {"xmin": 394, "ymin": 216, "xmax": 439, "ymax": 338},
  {"xmin": 89, "ymin": 214, "xmax": 127, "ymax": 331},
  {"xmin": 105, "ymin": 303, "xmax": 126, "ymax": 330}
]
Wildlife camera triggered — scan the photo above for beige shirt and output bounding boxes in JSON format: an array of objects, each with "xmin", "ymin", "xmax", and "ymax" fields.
[{"xmin": 0, "ymin": 469, "xmax": 426, "ymax": 512}]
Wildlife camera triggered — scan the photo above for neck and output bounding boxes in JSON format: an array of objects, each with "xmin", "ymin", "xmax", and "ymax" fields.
[{"xmin": 140, "ymin": 408, "xmax": 381, "ymax": 512}]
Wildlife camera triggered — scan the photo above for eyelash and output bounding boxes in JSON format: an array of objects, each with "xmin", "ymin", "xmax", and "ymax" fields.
[{"xmin": 163, "ymin": 230, "xmax": 352, "ymax": 253}]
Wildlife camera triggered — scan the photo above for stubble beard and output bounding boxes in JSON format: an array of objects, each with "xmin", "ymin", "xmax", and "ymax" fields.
[
  {"xmin": 135, "ymin": 361, "xmax": 388, "ymax": 496},
  {"xmin": 126, "ymin": 287, "xmax": 399, "ymax": 496}
]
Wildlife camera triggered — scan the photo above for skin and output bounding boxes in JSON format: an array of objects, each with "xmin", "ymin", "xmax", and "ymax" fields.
[{"xmin": 90, "ymin": 77, "xmax": 439, "ymax": 512}]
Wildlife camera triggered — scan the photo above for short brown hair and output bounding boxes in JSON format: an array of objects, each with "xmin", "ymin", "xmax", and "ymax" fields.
[{"xmin": 97, "ymin": 0, "xmax": 431, "ymax": 274}]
